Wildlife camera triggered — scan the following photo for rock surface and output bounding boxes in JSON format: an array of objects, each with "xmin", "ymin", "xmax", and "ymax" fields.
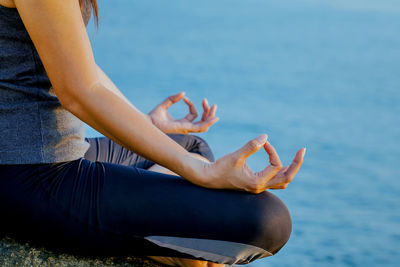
[{"xmin": 0, "ymin": 236, "xmax": 164, "ymax": 267}]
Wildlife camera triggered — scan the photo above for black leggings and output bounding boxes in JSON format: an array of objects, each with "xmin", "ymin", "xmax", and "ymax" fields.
[{"xmin": 0, "ymin": 134, "xmax": 291, "ymax": 265}]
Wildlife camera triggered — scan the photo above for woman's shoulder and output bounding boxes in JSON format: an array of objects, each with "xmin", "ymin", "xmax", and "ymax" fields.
[
  {"xmin": 0, "ymin": 0, "xmax": 91, "ymax": 26},
  {"xmin": 0, "ymin": 0, "xmax": 16, "ymax": 8}
]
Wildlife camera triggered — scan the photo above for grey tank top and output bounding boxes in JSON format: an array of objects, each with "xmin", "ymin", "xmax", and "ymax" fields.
[{"xmin": 0, "ymin": 4, "xmax": 92, "ymax": 164}]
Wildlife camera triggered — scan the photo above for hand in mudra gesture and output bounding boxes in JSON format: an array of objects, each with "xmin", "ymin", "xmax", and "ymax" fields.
[
  {"xmin": 150, "ymin": 93, "xmax": 305, "ymax": 193},
  {"xmin": 204, "ymin": 134, "xmax": 306, "ymax": 193},
  {"xmin": 149, "ymin": 92, "xmax": 219, "ymax": 134}
]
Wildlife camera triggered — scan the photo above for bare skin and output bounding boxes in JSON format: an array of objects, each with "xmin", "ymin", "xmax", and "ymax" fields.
[
  {"xmin": 0, "ymin": 0, "xmax": 15, "ymax": 7},
  {"xmin": 8, "ymin": 0, "xmax": 306, "ymax": 192},
  {"xmin": 148, "ymin": 256, "xmax": 225, "ymax": 267},
  {"xmin": 148, "ymin": 153, "xmax": 209, "ymax": 175},
  {"xmin": 2, "ymin": 0, "xmax": 306, "ymax": 266}
]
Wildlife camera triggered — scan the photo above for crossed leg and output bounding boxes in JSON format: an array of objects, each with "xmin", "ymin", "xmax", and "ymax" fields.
[
  {"xmin": 147, "ymin": 153, "xmax": 226, "ymax": 267},
  {"xmin": 82, "ymin": 135, "xmax": 291, "ymax": 266}
]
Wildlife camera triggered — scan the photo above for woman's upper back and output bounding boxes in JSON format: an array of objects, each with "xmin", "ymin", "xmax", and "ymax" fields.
[{"xmin": 0, "ymin": 3, "xmax": 91, "ymax": 164}]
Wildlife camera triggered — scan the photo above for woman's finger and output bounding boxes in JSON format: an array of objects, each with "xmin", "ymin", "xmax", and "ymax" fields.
[
  {"xmin": 200, "ymin": 104, "xmax": 217, "ymax": 123},
  {"xmin": 264, "ymin": 141, "xmax": 283, "ymax": 170},
  {"xmin": 161, "ymin": 92, "xmax": 185, "ymax": 109},
  {"xmin": 191, "ymin": 117, "xmax": 219, "ymax": 133},
  {"xmin": 258, "ymin": 141, "xmax": 283, "ymax": 180},
  {"xmin": 204, "ymin": 116, "xmax": 219, "ymax": 129},
  {"xmin": 183, "ymin": 97, "xmax": 198, "ymax": 122},
  {"xmin": 233, "ymin": 135, "xmax": 268, "ymax": 162},
  {"xmin": 201, "ymin": 98, "xmax": 210, "ymax": 121},
  {"xmin": 276, "ymin": 166, "xmax": 290, "ymax": 176},
  {"xmin": 202, "ymin": 104, "xmax": 217, "ymax": 123},
  {"xmin": 269, "ymin": 184, "xmax": 289, "ymax": 190},
  {"xmin": 281, "ymin": 148, "xmax": 306, "ymax": 181},
  {"xmin": 265, "ymin": 148, "xmax": 305, "ymax": 188},
  {"xmin": 265, "ymin": 166, "xmax": 290, "ymax": 187},
  {"xmin": 208, "ymin": 104, "xmax": 217, "ymax": 119}
]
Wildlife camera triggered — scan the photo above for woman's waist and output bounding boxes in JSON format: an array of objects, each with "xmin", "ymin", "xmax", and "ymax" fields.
[
  {"xmin": 0, "ymin": 108, "xmax": 89, "ymax": 164},
  {"xmin": 0, "ymin": 138, "xmax": 89, "ymax": 164}
]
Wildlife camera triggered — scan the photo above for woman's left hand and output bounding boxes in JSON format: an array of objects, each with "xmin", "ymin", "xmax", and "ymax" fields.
[{"xmin": 149, "ymin": 92, "xmax": 219, "ymax": 134}]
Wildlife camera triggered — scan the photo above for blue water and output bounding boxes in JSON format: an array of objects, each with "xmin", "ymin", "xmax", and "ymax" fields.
[{"xmin": 86, "ymin": 1, "xmax": 400, "ymax": 266}]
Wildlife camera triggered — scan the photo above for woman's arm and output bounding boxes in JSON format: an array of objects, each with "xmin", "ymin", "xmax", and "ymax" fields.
[
  {"xmin": 14, "ymin": 0, "xmax": 204, "ymax": 183},
  {"xmin": 14, "ymin": 0, "xmax": 305, "ymax": 192},
  {"xmin": 95, "ymin": 65, "xmax": 134, "ymax": 107},
  {"xmin": 95, "ymin": 64, "xmax": 154, "ymax": 127}
]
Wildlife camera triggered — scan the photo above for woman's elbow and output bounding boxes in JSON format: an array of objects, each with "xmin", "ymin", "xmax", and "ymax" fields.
[{"xmin": 53, "ymin": 84, "xmax": 87, "ymax": 115}]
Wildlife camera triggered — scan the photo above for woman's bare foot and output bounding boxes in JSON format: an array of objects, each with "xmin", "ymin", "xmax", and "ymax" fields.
[{"xmin": 148, "ymin": 256, "xmax": 225, "ymax": 267}]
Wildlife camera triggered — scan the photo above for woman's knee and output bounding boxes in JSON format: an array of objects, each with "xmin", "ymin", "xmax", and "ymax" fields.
[
  {"xmin": 168, "ymin": 134, "xmax": 215, "ymax": 162},
  {"xmin": 244, "ymin": 191, "xmax": 292, "ymax": 255}
]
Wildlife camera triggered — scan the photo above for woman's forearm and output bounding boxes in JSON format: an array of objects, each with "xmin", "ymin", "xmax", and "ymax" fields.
[
  {"xmin": 95, "ymin": 65, "xmax": 163, "ymax": 127},
  {"xmin": 63, "ymin": 81, "xmax": 208, "ymax": 186}
]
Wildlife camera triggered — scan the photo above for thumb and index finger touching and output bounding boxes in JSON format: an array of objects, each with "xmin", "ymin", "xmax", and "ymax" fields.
[
  {"xmin": 161, "ymin": 92, "xmax": 186, "ymax": 109},
  {"xmin": 236, "ymin": 134, "xmax": 269, "ymax": 160},
  {"xmin": 182, "ymin": 96, "xmax": 198, "ymax": 122},
  {"xmin": 234, "ymin": 134, "xmax": 306, "ymax": 187},
  {"xmin": 162, "ymin": 95, "xmax": 304, "ymax": 178},
  {"xmin": 161, "ymin": 92, "xmax": 199, "ymax": 117},
  {"xmin": 235, "ymin": 134, "xmax": 284, "ymax": 174},
  {"xmin": 160, "ymin": 93, "xmax": 305, "ymax": 185},
  {"xmin": 162, "ymin": 92, "xmax": 219, "ymax": 125}
]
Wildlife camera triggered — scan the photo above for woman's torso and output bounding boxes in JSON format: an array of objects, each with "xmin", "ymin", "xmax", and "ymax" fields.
[{"xmin": 0, "ymin": 1, "xmax": 92, "ymax": 164}]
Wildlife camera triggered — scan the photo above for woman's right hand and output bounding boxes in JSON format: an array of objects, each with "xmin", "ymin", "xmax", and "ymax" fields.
[{"xmin": 203, "ymin": 134, "xmax": 306, "ymax": 193}]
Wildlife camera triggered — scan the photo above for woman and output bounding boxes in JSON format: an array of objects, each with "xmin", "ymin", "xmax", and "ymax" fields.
[{"xmin": 0, "ymin": 0, "xmax": 305, "ymax": 266}]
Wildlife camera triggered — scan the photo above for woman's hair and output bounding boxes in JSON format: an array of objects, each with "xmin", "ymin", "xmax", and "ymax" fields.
[{"xmin": 80, "ymin": 0, "xmax": 98, "ymax": 25}]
